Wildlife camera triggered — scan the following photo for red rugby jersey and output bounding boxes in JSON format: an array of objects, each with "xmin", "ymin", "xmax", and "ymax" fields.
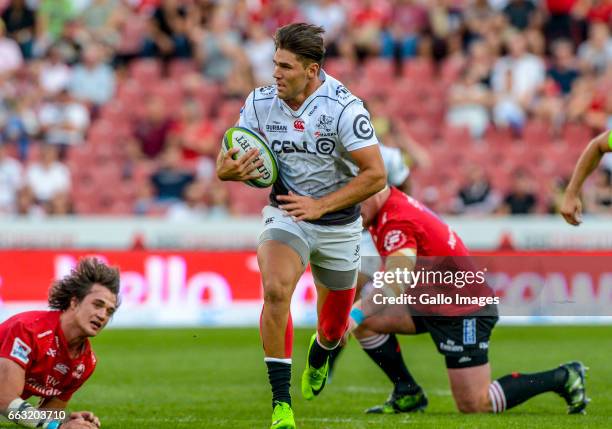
[
  {"xmin": 0, "ymin": 311, "xmax": 96, "ymax": 401},
  {"xmin": 369, "ymin": 187, "xmax": 495, "ymax": 316}
]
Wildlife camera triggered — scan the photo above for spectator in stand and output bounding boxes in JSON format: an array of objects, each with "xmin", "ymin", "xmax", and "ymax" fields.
[
  {"xmin": 167, "ymin": 98, "xmax": 215, "ymax": 160},
  {"xmin": 499, "ymin": 169, "xmax": 538, "ymax": 214},
  {"xmin": 446, "ymin": 66, "xmax": 493, "ymax": 139},
  {"xmin": 38, "ymin": 45, "xmax": 72, "ymax": 95},
  {"xmin": 244, "ymin": 22, "xmax": 275, "ymax": 87},
  {"xmin": 193, "ymin": 6, "xmax": 244, "ymax": 83},
  {"xmin": 543, "ymin": 0, "xmax": 578, "ymax": 42},
  {"xmin": 36, "ymin": 0, "xmax": 77, "ymax": 48},
  {"xmin": 503, "ymin": 0, "xmax": 538, "ymax": 31},
  {"xmin": 0, "ymin": 141, "xmax": 22, "ymax": 215},
  {"xmin": 492, "ymin": 32, "xmax": 545, "ymax": 132},
  {"xmin": 583, "ymin": 167, "xmax": 612, "ymax": 215},
  {"xmin": 150, "ymin": 145, "xmax": 195, "ymax": 202},
  {"xmin": 263, "ymin": 0, "xmax": 304, "ymax": 33},
  {"xmin": 1, "ymin": 0, "xmax": 37, "ymax": 59},
  {"xmin": 0, "ymin": 18, "xmax": 24, "ymax": 76},
  {"xmin": 45, "ymin": 190, "xmax": 74, "ymax": 215},
  {"xmin": 206, "ymin": 180, "xmax": 232, "ymax": 219},
  {"xmin": 2, "ymin": 97, "xmax": 38, "ymax": 161},
  {"xmin": 577, "ymin": 21, "xmax": 612, "ymax": 74},
  {"xmin": 547, "ymin": 38, "xmax": 580, "ymax": 96},
  {"xmin": 349, "ymin": 0, "xmax": 388, "ymax": 59},
  {"xmin": 301, "ymin": 0, "xmax": 346, "ymax": 57},
  {"xmin": 15, "ymin": 185, "xmax": 45, "ymax": 218},
  {"xmin": 25, "ymin": 144, "xmax": 71, "ymax": 204},
  {"xmin": 38, "ymin": 88, "xmax": 90, "ymax": 151},
  {"xmin": 453, "ymin": 165, "xmax": 501, "ymax": 215},
  {"xmin": 79, "ymin": 0, "xmax": 123, "ymax": 48},
  {"xmin": 69, "ymin": 42, "xmax": 116, "ymax": 107},
  {"xmin": 166, "ymin": 181, "xmax": 207, "ymax": 221},
  {"xmin": 141, "ymin": 0, "xmax": 192, "ymax": 59},
  {"xmin": 379, "ymin": 0, "xmax": 428, "ymax": 60},
  {"xmin": 133, "ymin": 95, "xmax": 174, "ymax": 159}
]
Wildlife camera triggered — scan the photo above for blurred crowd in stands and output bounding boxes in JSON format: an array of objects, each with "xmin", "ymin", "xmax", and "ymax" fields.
[{"xmin": 1, "ymin": 0, "xmax": 612, "ymax": 219}]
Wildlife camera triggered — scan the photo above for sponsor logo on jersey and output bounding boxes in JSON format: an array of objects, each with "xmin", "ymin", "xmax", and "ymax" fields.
[
  {"xmin": 26, "ymin": 378, "xmax": 62, "ymax": 397},
  {"xmin": 316, "ymin": 114, "xmax": 334, "ymax": 132},
  {"xmin": 308, "ymin": 105, "xmax": 318, "ymax": 116},
  {"xmin": 259, "ymin": 85, "xmax": 275, "ymax": 96},
  {"xmin": 315, "ymin": 138, "xmax": 335, "ymax": 154},
  {"xmin": 72, "ymin": 363, "xmax": 86, "ymax": 380},
  {"xmin": 46, "ymin": 375, "xmax": 60, "ymax": 387},
  {"xmin": 353, "ymin": 114, "xmax": 374, "ymax": 139},
  {"xmin": 294, "ymin": 119, "xmax": 305, "ymax": 131},
  {"xmin": 37, "ymin": 330, "xmax": 53, "ymax": 339},
  {"xmin": 265, "ymin": 124, "xmax": 288, "ymax": 133},
  {"xmin": 10, "ymin": 337, "xmax": 31, "ymax": 365},
  {"xmin": 383, "ymin": 230, "xmax": 408, "ymax": 252},
  {"xmin": 54, "ymin": 363, "xmax": 69, "ymax": 375},
  {"xmin": 265, "ymin": 217, "xmax": 274, "ymax": 225},
  {"xmin": 271, "ymin": 139, "xmax": 335, "ymax": 155},
  {"xmin": 336, "ymin": 85, "xmax": 351, "ymax": 100},
  {"xmin": 46, "ymin": 348, "xmax": 57, "ymax": 357}
]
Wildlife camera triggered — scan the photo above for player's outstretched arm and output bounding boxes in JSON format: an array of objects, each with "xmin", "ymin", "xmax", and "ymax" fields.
[
  {"xmin": 0, "ymin": 359, "xmax": 98, "ymax": 429},
  {"xmin": 216, "ymin": 147, "xmax": 264, "ymax": 182},
  {"xmin": 561, "ymin": 131, "xmax": 612, "ymax": 225}
]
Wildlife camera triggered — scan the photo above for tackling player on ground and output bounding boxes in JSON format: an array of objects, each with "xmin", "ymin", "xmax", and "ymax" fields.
[
  {"xmin": 346, "ymin": 186, "xmax": 589, "ymax": 415},
  {"xmin": 216, "ymin": 23, "xmax": 386, "ymax": 429},
  {"xmin": 0, "ymin": 258, "xmax": 120, "ymax": 429},
  {"xmin": 561, "ymin": 130, "xmax": 612, "ymax": 225}
]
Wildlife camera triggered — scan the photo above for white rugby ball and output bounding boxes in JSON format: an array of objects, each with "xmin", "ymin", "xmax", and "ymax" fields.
[{"xmin": 222, "ymin": 127, "xmax": 278, "ymax": 188}]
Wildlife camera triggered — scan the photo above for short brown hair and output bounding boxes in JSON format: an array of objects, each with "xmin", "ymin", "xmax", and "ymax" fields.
[
  {"xmin": 274, "ymin": 23, "xmax": 326, "ymax": 66},
  {"xmin": 48, "ymin": 258, "xmax": 120, "ymax": 310}
]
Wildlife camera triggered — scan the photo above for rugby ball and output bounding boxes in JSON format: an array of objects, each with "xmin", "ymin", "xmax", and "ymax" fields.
[{"xmin": 222, "ymin": 127, "xmax": 278, "ymax": 188}]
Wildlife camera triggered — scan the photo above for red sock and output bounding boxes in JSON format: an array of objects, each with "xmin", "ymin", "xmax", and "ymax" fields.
[{"xmin": 319, "ymin": 288, "xmax": 356, "ymax": 344}]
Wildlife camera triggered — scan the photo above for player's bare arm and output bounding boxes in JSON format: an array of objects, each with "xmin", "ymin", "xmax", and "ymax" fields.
[
  {"xmin": 277, "ymin": 145, "xmax": 386, "ymax": 221},
  {"xmin": 0, "ymin": 358, "xmax": 97, "ymax": 429},
  {"xmin": 0, "ymin": 358, "xmax": 25, "ymax": 411},
  {"xmin": 561, "ymin": 131, "xmax": 612, "ymax": 225},
  {"xmin": 216, "ymin": 147, "xmax": 264, "ymax": 182}
]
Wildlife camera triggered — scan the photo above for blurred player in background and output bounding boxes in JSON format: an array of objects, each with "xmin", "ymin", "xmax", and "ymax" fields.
[
  {"xmin": 346, "ymin": 187, "xmax": 589, "ymax": 415},
  {"xmin": 0, "ymin": 258, "xmax": 120, "ymax": 429},
  {"xmin": 216, "ymin": 23, "xmax": 385, "ymax": 429},
  {"xmin": 562, "ymin": 130, "xmax": 612, "ymax": 225}
]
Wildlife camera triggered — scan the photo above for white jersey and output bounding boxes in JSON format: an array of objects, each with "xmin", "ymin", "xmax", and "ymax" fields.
[
  {"xmin": 239, "ymin": 71, "xmax": 379, "ymax": 225},
  {"xmin": 380, "ymin": 144, "xmax": 410, "ymax": 187}
]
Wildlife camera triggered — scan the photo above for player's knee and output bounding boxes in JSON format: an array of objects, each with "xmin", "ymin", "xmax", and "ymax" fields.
[
  {"xmin": 262, "ymin": 276, "xmax": 293, "ymax": 306},
  {"xmin": 454, "ymin": 396, "xmax": 488, "ymax": 414}
]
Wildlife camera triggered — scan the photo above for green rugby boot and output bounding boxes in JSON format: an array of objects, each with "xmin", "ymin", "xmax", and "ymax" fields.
[
  {"xmin": 559, "ymin": 361, "xmax": 590, "ymax": 414},
  {"xmin": 270, "ymin": 401, "xmax": 296, "ymax": 429},
  {"xmin": 365, "ymin": 388, "xmax": 428, "ymax": 414},
  {"xmin": 301, "ymin": 334, "xmax": 329, "ymax": 400}
]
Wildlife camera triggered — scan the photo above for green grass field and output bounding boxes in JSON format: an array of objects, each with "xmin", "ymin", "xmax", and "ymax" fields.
[{"xmin": 4, "ymin": 326, "xmax": 611, "ymax": 429}]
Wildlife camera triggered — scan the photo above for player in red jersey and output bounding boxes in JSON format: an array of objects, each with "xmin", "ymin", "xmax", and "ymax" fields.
[
  {"xmin": 0, "ymin": 258, "xmax": 120, "ymax": 429},
  {"xmin": 344, "ymin": 187, "xmax": 589, "ymax": 415}
]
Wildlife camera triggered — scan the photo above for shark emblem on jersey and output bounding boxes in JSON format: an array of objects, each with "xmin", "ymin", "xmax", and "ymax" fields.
[{"xmin": 316, "ymin": 114, "xmax": 334, "ymax": 132}]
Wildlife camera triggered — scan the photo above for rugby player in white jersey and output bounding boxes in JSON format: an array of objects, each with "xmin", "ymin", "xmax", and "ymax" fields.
[{"xmin": 216, "ymin": 23, "xmax": 385, "ymax": 429}]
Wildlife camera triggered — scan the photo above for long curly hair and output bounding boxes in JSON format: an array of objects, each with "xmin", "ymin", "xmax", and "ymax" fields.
[{"xmin": 48, "ymin": 257, "xmax": 120, "ymax": 310}]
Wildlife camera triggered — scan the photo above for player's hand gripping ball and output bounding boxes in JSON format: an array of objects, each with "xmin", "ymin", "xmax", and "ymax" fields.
[{"xmin": 221, "ymin": 127, "xmax": 278, "ymax": 188}]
